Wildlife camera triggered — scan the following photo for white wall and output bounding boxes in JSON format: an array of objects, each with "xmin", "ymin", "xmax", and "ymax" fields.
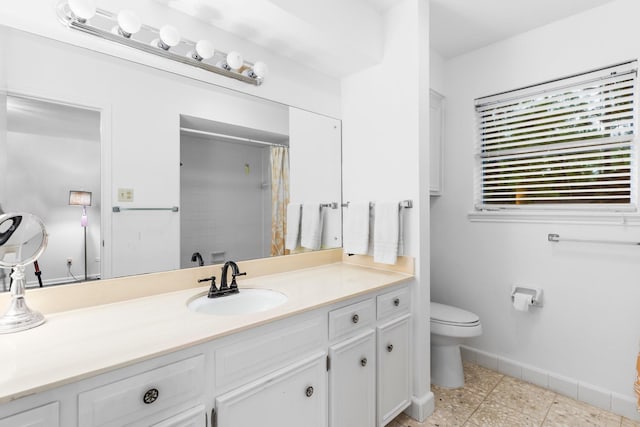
[
  {"xmin": 431, "ymin": 0, "xmax": 640, "ymax": 415},
  {"xmin": 341, "ymin": 0, "xmax": 432, "ymax": 419},
  {"xmin": 429, "ymin": 48, "xmax": 446, "ymax": 95},
  {"xmin": 180, "ymin": 134, "xmax": 271, "ymax": 267},
  {"xmin": 5, "ymin": 131, "xmax": 100, "ymax": 284},
  {"xmin": 289, "ymin": 108, "xmax": 342, "ymax": 249}
]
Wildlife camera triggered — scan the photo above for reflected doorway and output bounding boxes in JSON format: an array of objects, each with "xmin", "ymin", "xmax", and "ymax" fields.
[
  {"xmin": 179, "ymin": 115, "xmax": 289, "ymax": 267},
  {"xmin": 0, "ymin": 94, "xmax": 101, "ymax": 290}
]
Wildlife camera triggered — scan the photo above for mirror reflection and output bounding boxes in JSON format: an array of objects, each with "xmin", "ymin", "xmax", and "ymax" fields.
[{"xmin": 0, "ymin": 24, "xmax": 342, "ymax": 291}]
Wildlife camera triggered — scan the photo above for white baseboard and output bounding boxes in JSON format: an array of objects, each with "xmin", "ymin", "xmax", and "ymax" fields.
[
  {"xmin": 405, "ymin": 391, "xmax": 435, "ymax": 422},
  {"xmin": 461, "ymin": 345, "xmax": 640, "ymax": 421}
]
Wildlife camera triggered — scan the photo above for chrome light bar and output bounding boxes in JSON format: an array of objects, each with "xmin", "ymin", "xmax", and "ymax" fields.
[{"xmin": 56, "ymin": 1, "xmax": 266, "ymax": 86}]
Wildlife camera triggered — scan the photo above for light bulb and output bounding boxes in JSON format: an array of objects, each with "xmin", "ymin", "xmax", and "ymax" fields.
[
  {"xmin": 68, "ymin": 0, "xmax": 96, "ymax": 22},
  {"xmin": 226, "ymin": 51, "xmax": 244, "ymax": 70},
  {"xmin": 252, "ymin": 61, "xmax": 268, "ymax": 79},
  {"xmin": 116, "ymin": 10, "xmax": 141, "ymax": 38},
  {"xmin": 190, "ymin": 40, "xmax": 215, "ymax": 61},
  {"xmin": 152, "ymin": 25, "xmax": 180, "ymax": 50}
]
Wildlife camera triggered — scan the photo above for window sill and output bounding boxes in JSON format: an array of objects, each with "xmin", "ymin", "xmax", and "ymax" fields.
[{"xmin": 467, "ymin": 210, "xmax": 640, "ymax": 225}]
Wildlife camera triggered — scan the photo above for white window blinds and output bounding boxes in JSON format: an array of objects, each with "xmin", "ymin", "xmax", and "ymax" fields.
[{"xmin": 475, "ymin": 61, "xmax": 637, "ymax": 210}]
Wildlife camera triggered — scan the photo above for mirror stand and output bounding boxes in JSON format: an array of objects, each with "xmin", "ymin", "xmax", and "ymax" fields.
[{"xmin": 0, "ymin": 266, "xmax": 45, "ymax": 333}]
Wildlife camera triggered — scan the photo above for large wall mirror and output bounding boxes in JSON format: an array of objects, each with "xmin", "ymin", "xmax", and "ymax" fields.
[{"xmin": 0, "ymin": 25, "xmax": 342, "ymax": 291}]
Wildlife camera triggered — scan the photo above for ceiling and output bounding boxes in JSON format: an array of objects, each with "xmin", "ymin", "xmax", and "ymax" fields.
[
  {"xmin": 160, "ymin": 0, "xmax": 618, "ymax": 76},
  {"xmin": 426, "ymin": 0, "xmax": 617, "ymax": 58}
]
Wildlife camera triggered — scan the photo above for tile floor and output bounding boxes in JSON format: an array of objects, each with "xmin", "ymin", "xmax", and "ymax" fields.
[{"xmin": 390, "ymin": 362, "xmax": 640, "ymax": 427}]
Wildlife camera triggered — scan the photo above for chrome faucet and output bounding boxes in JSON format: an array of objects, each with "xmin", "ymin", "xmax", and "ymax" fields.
[{"xmin": 220, "ymin": 261, "xmax": 246, "ymax": 294}]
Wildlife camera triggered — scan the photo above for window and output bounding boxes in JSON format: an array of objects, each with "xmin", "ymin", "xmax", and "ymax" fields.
[{"xmin": 474, "ymin": 61, "xmax": 637, "ymax": 212}]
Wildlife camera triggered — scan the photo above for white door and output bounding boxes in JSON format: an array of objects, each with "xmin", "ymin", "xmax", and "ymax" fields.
[
  {"xmin": 151, "ymin": 405, "xmax": 206, "ymax": 427},
  {"xmin": 377, "ymin": 314, "xmax": 411, "ymax": 426},
  {"xmin": 215, "ymin": 352, "xmax": 327, "ymax": 427},
  {"xmin": 329, "ymin": 330, "xmax": 376, "ymax": 427}
]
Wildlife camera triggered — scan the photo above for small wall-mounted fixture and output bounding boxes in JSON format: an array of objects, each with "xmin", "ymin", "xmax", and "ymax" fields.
[{"xmin": 56, "ymin": 0, "xmax": 268, "ymax": 86}]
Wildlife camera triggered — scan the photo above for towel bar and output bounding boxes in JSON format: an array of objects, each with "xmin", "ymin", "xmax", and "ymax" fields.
[
  {"xmin": 112, "ymin": 206, "xmax": 179, "ymax": 213},
  {"xmin": 342, "ymin": 200, "xmax": 413, "ymax": 209},
  {"xmin": 320, "ymin": 202, "xmax": 339, "ymax": 209},
  {"xmin": 548, "ymin": 233, "xmax": 640, "ymax": 246}
]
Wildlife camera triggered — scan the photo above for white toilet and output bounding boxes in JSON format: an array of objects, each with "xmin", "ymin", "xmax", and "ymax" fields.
[{"xmin": 430, "ymin": 302, "xmax": 482, "ymax": 388}]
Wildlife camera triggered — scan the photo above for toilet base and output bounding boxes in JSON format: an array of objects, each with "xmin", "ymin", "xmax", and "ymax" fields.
[{"xmin": 431, "ymin": 340, "xmax": 464, "ymax": 388}]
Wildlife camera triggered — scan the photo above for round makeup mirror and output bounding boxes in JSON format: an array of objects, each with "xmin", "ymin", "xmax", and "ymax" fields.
[{"xmin": 0, "ymin": 213, "xmax": 48, "ymax": 333}]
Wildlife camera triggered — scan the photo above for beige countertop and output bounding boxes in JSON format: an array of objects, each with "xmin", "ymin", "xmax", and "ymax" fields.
[{"xmin": 0, "ymin": 261, "xmax": 413, "ymax": 404}]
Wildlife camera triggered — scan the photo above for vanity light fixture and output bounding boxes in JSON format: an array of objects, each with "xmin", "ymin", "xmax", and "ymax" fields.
[
  {"xmin": 152, "ymin": 25, "xmax": 181, "ymax": 51},
  {"xmin": 189, "ymin": 40, "xmax": 215, "ymax": 61},
  {"xmin": 114, "ymin": 10, "xmax": 141, "ymax": 38},
  {"xmin": 67, "ymin": 0, "xmax": 96, "ymax": 23},
  {"xmin": 56, "ymin": 1, "xmax": 267, "ymax": 86}
]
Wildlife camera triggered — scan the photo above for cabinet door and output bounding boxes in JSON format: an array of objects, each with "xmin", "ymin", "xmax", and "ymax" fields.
[
  {"xmin": 430, "ymin": 89, "xmax": 445, "ymax": 196},
  {"xmin": 328, "ymin": 330, "xmax": 375, "ymax": 427},
  {"xmin": 0, "ymin": 402, "xmax": 58, "ymax": 427},
  {"xmin": 377, "ymin": 314, "xmax": 411, "ymax": 426},
  {"xmin": 215, "ymin": 352, "xmax": 327, "ymax": 427},
  {"xmin": 151, "ymin": 405, "xmax": 206, "ymax": 427}
]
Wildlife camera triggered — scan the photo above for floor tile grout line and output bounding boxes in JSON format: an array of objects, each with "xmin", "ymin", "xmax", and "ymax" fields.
[
  {"xmin": 540, "ymin": 391, "xmax": 559, "ymax": 426},
  {"xmin": 462, "ymin": 370, "xmax": 505, "ymax": 425}
]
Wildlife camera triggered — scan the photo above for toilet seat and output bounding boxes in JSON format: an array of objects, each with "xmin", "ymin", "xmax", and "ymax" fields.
[
  {"xmin": 430, "ymin": 302, "xmax": 482, "ymax": 338},
  {"xmin": 430, "ymin": 302, "xmax": 479, "ymax": 326}
]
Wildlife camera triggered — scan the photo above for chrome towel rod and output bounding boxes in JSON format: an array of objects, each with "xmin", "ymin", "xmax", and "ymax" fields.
[
  {"xmin": 320, "ymin": 202, "xmax": 339, "ymax": 209},
  {"xmin": 548, "ymin": 233, "xmax": 640, "ymax": 246},
  {"xmin": 342, "ymin": 200, "xmax": 413, "ymax": 209},
  {"xmin": 113, "ymin": 206, "xmax": 179, "ymax": 213}
]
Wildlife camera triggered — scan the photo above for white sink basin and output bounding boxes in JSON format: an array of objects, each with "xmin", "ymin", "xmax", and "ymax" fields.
[{"xmin": 188, "ymin": 289, "xmax": 288, "ymax": 316}]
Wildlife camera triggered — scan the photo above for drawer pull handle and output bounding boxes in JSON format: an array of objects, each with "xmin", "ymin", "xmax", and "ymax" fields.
[
  {"xmin": 142, "ymin": 388, "xmax": 159, "ymax": 404},
  {"xmin": 305, "ymin": 386, "xmax": 314, "ymax": 397},
  {"xmin": 393, "ymin": 298, "xmax": 400, "ymax": 306},
  {"xmin": 352, "ymin": 314, "xmax": 359, "ymax": 324},
  {"xmin": 360, "ymin": 357, "xmax": 368, "ymax": 367},
  {"xmin": 387, "ymin": 344, "xmax": 394, "ymax": 353}
]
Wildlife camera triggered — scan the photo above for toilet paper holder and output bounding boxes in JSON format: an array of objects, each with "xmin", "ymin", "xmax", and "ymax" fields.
[{"xmin": 510, "ymin": 286, "xmax": 543, "ymax": 307}]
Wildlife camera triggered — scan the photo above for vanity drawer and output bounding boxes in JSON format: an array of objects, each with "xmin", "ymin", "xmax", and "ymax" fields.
[
  {"xmin": 215, "ymin": 314, "xmax": 325, "ymax": 390},
  {"xmin": 377, "ymin": 287, "xmax": 410, "ymax": 321},
  {"xmin": 78, "ymin": 355, "xmax": 205, "ymax": 427},
  {"xmin": 329, "ymin": 299, "xmax": 375, "ymax": 341}
]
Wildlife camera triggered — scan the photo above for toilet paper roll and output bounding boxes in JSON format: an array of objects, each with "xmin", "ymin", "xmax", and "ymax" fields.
[{"xmin": 513, "ymin": 293, "xmax": 532, "ymax": 312}]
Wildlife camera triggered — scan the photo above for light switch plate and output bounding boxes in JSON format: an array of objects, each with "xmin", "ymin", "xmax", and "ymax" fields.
[{"xmin": 118, "ymin": 188, "xmax": 134, "ymax": 202}]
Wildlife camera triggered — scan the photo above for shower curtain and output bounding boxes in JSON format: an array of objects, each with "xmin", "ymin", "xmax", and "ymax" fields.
[{"xmin": 270, "ymin": 146, "xmax": 289, "ymax": 256}]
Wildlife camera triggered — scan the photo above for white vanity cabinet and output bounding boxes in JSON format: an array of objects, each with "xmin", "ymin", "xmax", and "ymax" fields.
[
  {"xmin": 328, "ymin": 330, "xmax": 376, "ymax": 427},
  {"xmin": 377, "ymin": 314, "xmax": 411, "ymax": 426},
  {"xmin": 327, "ymin": 286, "xmax": 412, "ymax": 427},
  {"xmin": 0, "ymin": 402, "xmax": 59, "ymax": 427},
  {"xmin": 0, "ymin": 282, "xmax": 413, "ymax": 427},
  {"xmin": 215, "ymin": 353, "xmax": 327, "ymax": 427},
  {"xmin": 78, "ymin": 355, "xmax": 205, "ymax": 427}
]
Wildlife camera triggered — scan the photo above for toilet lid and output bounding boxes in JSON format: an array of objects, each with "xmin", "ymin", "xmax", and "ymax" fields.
[{"xmin": 430, "ymin": 302, "xmax": 479, "ymax": 326}]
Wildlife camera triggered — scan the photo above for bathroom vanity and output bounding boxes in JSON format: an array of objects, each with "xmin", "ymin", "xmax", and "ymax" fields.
[{"xmin": 0, "ymin": 251, "xmax": 413, "ymax": 427}]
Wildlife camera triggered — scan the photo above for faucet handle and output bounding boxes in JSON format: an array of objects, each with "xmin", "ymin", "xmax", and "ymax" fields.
[
  {"xmin": 198, "ymin": 276, "xmax": 218, "ymax": 298},
  {"xmin": 230, "ymin": 271, "xmax": 247, "ymax": 289}
]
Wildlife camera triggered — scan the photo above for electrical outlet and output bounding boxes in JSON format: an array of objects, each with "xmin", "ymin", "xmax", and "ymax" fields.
[
  {"xmin": 118, "ymin": 188, "xmax": 134, "ymax": 202},
  {"xmin": 66, "ymin": 258, "xmax": 72, "ymax": 267}
]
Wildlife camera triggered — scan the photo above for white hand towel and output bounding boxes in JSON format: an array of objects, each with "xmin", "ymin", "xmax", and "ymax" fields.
[
  {"xmin": 301, "ymin": 203, "xmax": 324, "ymax": 250},
  {"xmin": 343, "ymin": 201, "xmax": 370, "ymax": 255},
  {"xmin": 285, "ymin": 203, "xmax": 301, "ymax": 250},
  {"xmin": 373, "ymin": 201, "xmax": 400, "ymax": 264}
]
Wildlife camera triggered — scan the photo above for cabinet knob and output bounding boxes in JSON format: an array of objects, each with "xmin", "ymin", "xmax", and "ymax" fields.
[
  {"xmin": 393, "ymin": 298, "xmax": 400, "ymax": 306},
  {"xmin": 142, "ymin": 388, "xmax": 159, "ymax": 404},
  {"xmin": 360, "ymin": 357, "xmax": 367, "ymax": 367},
  {"xmin": 387, "ymin": 344, "xmax": 394, "ymax": 353},
  {"xmin": 305, "ymin": 386, "xmax": 314, "ymax": 397},
  {"xmin": 351, "ymin": 314, "xmax": 359, "ymax": 324}
]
